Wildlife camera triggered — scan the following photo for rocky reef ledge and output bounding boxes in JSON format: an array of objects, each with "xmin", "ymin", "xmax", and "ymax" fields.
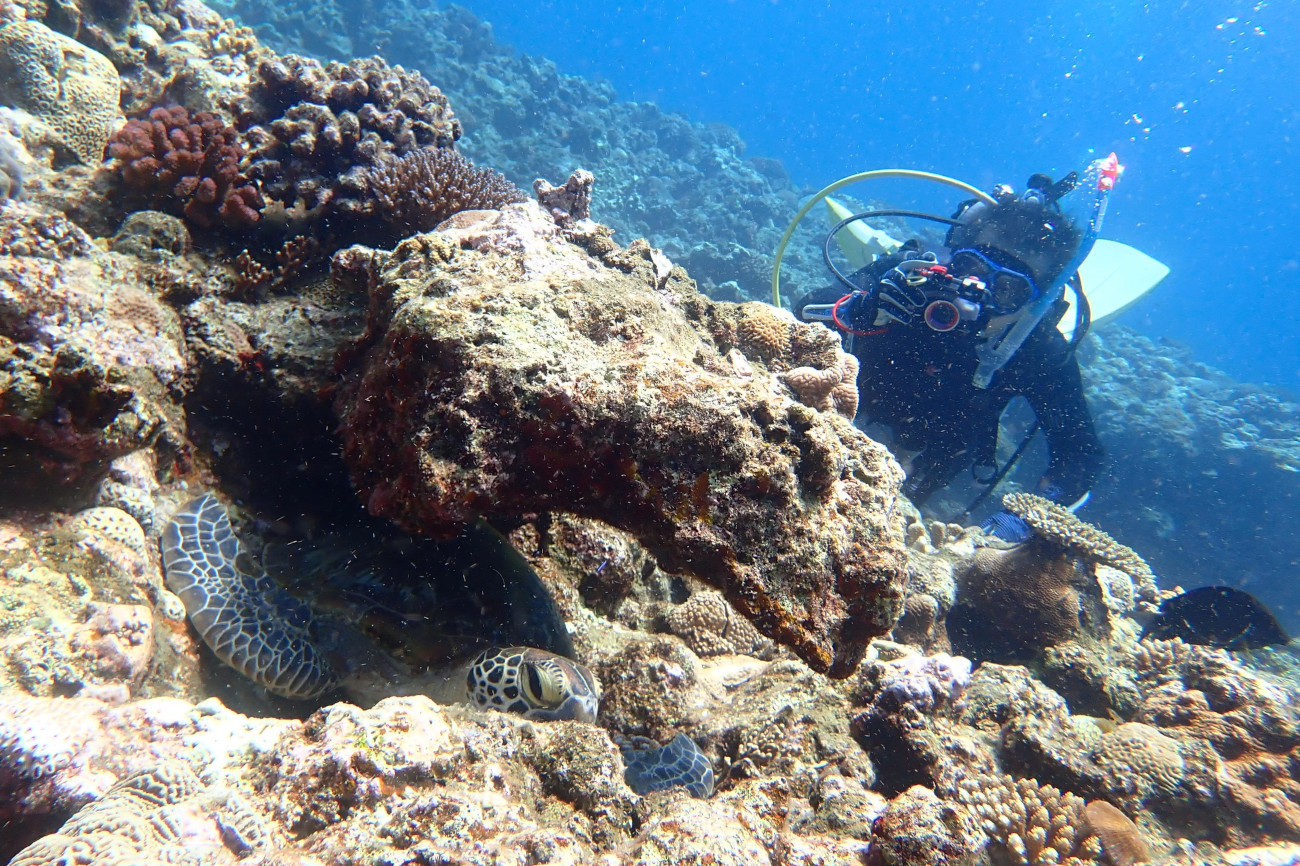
[{"xmin": 333, "ymin": 203, "xmax": 906, "ymax": 675}]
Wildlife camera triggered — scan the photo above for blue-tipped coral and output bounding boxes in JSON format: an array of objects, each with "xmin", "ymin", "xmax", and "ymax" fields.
[
  {"xmin": 623, "ymin": 733, "xmax": 715, "ymax": 798},
  {"xmin": 160, "ymin": 493, "xmax": 338, "ymax": 700},
  {"xmin": 466, "ymin": 646, "xmax": 601, "ymax": 723}
]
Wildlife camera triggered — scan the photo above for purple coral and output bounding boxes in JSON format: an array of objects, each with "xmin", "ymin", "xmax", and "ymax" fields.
[{"xmin": 873, "ymin": 653, "xmax": 973, "ymax": 714}]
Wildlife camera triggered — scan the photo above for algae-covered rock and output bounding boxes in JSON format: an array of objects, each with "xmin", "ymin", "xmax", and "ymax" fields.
[{"xmin": 335, "ymin": 203, "xmax": 908, "ymax": 676}]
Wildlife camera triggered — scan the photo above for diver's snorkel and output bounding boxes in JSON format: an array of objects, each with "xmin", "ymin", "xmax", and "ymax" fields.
[{"xmin": 969, "ymin": 153, "xmax": 1121, "ymax": 388}]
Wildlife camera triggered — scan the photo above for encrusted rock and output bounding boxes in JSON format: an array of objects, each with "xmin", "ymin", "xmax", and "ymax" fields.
[{"xmin": 335, "ymin": 203, "xmax": 907, "ymax": 675}]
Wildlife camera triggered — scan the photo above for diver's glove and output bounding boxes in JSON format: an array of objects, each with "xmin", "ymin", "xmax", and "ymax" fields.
[{"xmin": 980, "ymin": 511, "xmax": 1032, "ymax": 542}]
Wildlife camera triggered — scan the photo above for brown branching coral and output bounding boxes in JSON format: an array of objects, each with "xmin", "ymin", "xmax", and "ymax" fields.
[
  {"xmin": 108, "ymin": 106, "xmax": 263, "ymax": 229},
  {"xmin": 1002, "ymin": 492, "xmax": 1160, "ymax": 606},
  {"xmin": 347, "ymin": 147, "xmax": 526, "ymax": 238}
]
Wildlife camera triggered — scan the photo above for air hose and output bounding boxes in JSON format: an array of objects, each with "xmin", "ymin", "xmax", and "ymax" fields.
[{"xmin": 770, "ymin": 169, "xmax": 997, "ymax": 308}]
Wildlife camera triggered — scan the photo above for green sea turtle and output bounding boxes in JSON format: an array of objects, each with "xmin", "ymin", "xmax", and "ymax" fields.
[
  {"xmin": 622, "ymin": 732, "xmax": 715, "ymax": 798},
  {"xmin": 466, "ymin": 646, "xmax": 601, "ymax": 723},
  {"xmin": 161, "ymin": 493, "xmax": 338, "ymax": 700}
]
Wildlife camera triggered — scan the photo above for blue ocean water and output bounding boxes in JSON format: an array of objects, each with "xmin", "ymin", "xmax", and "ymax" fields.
[{"xmin": 455, "ymin": 0, "xmax": 1299, "ymax": 391}]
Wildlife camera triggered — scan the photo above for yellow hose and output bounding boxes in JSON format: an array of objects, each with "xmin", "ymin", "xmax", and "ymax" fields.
[{"xmin": 770, "ymin": 169, "xmax": 999, "ymax": 308}]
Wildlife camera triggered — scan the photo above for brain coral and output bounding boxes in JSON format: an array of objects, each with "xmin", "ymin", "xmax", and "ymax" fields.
[
  {"xmin": 0, "ymin": 21, "xmax": 122, "ymax": 165},
  {"xmin": 948, "ymin": 539, "xmax": 1104, "ymax": 662}
]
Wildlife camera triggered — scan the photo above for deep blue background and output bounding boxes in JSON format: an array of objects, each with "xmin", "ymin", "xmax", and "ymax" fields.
[{"xmin": 455, "ymin": 0, "xmax": 1299, "ymax": 391}]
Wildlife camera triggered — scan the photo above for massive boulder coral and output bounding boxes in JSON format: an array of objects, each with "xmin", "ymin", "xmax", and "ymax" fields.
[
  {"xmin": 335, "ymin": 203, "xmax": 908, "ymax": 675},
  {"xmin": 234, "ymin": 54, "xmax": 462, "ymax": 227}
]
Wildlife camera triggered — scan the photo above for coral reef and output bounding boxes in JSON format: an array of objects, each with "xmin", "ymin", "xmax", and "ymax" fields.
[
  {"xmin": 1, "ymin": 0, "xmax": 1299, "ymax": 862},
  {"xmin": 0, "ymin": 21, "xmax": 122, "ymax": 165},
  {"xmin": 108, "ymin": 106, "xmax": 263, "ymax": 229},
  {"xmin": 235, "ymin": 54, "xmax": 461, "ymax": 230},
  {"xmin": 334, "ymin": 203, "xmax": 907, "ymax": 675}
]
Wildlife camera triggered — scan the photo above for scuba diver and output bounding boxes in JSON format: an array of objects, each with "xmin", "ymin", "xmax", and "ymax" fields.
[{"xmin": 789, "ymin": 159, "xmax": 1122, "ymax": 540}]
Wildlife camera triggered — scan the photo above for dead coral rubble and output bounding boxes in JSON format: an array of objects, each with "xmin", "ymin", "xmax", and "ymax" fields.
[{"xmin": 335, "ymin": 203, "xmax": 908, "ymax": 675}]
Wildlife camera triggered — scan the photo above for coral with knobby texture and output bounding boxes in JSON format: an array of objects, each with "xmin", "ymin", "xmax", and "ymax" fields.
[
  {"xmin": 868, "ymin": 652, "xmax": 973, "ymax": 715},
  {"xmin": 0, "ymin": 512, "xmax": 198, "ymax": 702},
  {"xmin": 850, "ymin": 649, "xmax": 998, "ymax": 797},
  {"xmin": 1130, "ymin": 637, "xmax": 1300, "ymax": 846},
  {"xmin": 344, "ymin": 146, "xmax": 526, "ymax": 238},
  {"xmin": 1002, "ymin": 492, "xmax": 1160, "ymax": 608},
  {"xmin": 782, "ymin": 352, "xmax": 860, "ymax": 420},
  {"xmin": 665, "ymin": 589, "xmax": 774, "ymax": 658},
  {"xmin": 237, "ymin": 54, "xmax": 461, "ymax": 226},
  {"xmin": 948, "ymin": 539, "xmax": 1108, "ymax": 663},
  {"xmin": 597, "ymin": 638, "xmax": 703, "ymax": 741},
  {"xmin": 108, "ymin": 106, "xmax": 264, "ymax": 229},
  {"xmin": 335, "ymin": 204, "xmax": 907, "ymax": 675},
  {"xmin": 950, "ymin": 773, "xmax": 1103, "ymax": 866},
  {"xmin": 0, "ymin": 21, "xmax": 121, "ymax": 165},
  {"xmin": 534, "ymin": 168, "xmax": 594, "ymax": 226}
]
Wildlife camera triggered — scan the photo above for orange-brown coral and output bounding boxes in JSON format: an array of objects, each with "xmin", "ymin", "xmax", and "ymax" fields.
[
  {"xmin": 1130, "ymin": 638, "xmax": 1300, "ymax": 845},
  {"xmin": 783, "ymin": 353, "xmax": 860, "ymax": 420},
  {"xmin": 737, "ymin": 301, "xmax": 791, "ymax": 361}
]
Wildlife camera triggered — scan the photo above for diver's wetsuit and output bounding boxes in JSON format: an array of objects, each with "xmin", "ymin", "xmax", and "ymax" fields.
[{"xmin": 795, "ymin": 276, "xmax": 1105, "ymax": 506}]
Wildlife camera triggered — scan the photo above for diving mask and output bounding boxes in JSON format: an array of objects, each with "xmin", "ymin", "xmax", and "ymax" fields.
[{"xmin": 948, "ymin": 248, "xmax": 1039, "ymax": 315}]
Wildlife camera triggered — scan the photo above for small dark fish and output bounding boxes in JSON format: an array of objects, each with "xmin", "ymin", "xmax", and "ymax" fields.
[{"xmin": 1142, "ymin": 585, "xmax": 1290, "ymax": 650}]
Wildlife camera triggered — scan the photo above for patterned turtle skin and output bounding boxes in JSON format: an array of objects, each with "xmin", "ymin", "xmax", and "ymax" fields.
[
  {"xmin": 623, "ymin": 732, "xmax": 715, "ymax": 798},
  {"xmin": 160, "ymin": 493, "xmax": 338, "ymax": 700},
  {"xmin": 466, "ymin": 646, "xmax": 601, "ymax": 723}
]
